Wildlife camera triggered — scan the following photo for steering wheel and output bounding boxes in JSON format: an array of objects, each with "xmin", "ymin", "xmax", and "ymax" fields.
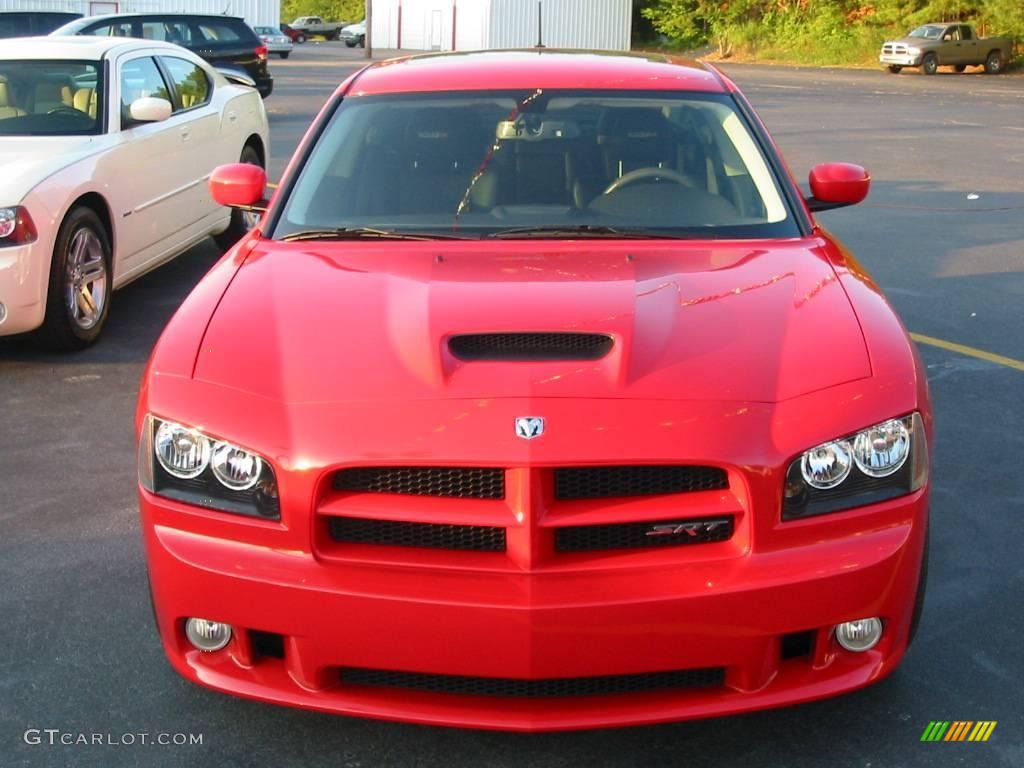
[
  {"xmin": 602, "ymin": 167, "xmax": 694, "ymax": 196},
  {"xmin": 47, "ymin": 106, "xmax": 86, "ymax": 117}
]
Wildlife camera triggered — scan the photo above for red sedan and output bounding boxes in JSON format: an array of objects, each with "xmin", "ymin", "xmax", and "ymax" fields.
[{"xmin": 137, "ymin": 50, "xmax": 932, "ymax": 731}]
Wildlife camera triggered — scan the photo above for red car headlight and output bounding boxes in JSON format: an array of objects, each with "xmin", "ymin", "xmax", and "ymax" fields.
[
  {"xmin": 139, "ymin": 414, "xmax": 279, "ymax": 519},
  {"xmin": 783, "ymin": 412, "xmax": 927, "ymax": 520}
]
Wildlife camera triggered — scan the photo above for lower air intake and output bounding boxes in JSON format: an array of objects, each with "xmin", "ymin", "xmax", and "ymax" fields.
[{"xmin": 341, "ymin": 666, "xmax": 725, "ymax": 698}]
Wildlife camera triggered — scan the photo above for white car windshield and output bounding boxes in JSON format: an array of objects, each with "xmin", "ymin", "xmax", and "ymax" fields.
[
  {"xmin": 275, "ymin": 90, "xmax": 798, "ymax": 240},
  {"xmin": 0, "ymin": 60, "xmax": 101, "ymax": 135}
]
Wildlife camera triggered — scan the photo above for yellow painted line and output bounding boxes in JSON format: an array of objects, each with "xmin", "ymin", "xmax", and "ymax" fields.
[{"xmin": 911, "ymin": 333, "xmax": 1024, "ymax": 373}]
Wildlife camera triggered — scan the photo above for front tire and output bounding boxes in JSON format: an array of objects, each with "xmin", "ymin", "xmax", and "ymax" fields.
[
  {"xmin": 922, "ymin": 53, "xmax": 938, "ymax": 75},
  {"xmin": 295, "ymin": 33, "xmax": 306, "ymax": 44},
  {"xmin": 887, "ymin": 65, "xmax": 902, "ymax": 74},
  {"xmin": 37, "ymin": 207, "xmax": 112, "ymax": 351},
  {"xmin": 279, "ymin": 51, "xmax": 290, "ymax": 59},
  {"xmin": 213, "ymin": 145, "xmax": 264, "ymax": 251},
  {"xmin": 358, "ymin": 35, "xmax": 365, "ymax": 48},
  {"xmin": 345, "ymin": 40, "xmax": 356, "ymax": 48},
  {"xmin": 984, "ymin": 51, "xmax": 1003, "ymax": 74}
]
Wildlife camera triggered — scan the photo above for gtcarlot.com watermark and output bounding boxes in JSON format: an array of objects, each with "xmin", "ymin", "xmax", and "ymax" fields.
[{"xmin": 24, "ymin": 729, "xmax": 203, "ymax": 747}]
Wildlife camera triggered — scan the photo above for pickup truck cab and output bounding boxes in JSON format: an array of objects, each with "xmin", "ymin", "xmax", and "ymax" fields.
[
  {"xmin": 880, "ymin": 23, "xmax": 1013, "ymax": 75},
  {"xmin": 289, "ymin": 16, "xmax": 345, "ymax": 40}
]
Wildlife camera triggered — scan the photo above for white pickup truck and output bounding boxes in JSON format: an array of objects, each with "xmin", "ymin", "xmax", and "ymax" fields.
[{"xmin": 289, "ymin": 16, "xmax": 347, "ymax": 40}]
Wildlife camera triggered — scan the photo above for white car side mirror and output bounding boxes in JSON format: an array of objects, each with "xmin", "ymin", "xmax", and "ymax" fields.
[{"xmin": 129, "ymin": 97, "xmax": 172, "ymax": 124}]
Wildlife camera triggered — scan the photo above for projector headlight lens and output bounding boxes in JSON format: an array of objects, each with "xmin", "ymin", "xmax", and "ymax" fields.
[
  {"xmin": 852, "ymin": 418, "xmax": 910, "ymax": 478},
  {"xmin": 800, "ymin": 440, "xmax": 853, "ymax": 490},
  {"xmin": 154, "ymin": 420, "xmax": 210, "ymax": 479}
]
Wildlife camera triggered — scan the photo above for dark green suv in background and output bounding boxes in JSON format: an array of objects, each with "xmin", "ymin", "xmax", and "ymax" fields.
[{"xmin": 51, "ymin": 13, "xmax": 273, "ymax": 98}]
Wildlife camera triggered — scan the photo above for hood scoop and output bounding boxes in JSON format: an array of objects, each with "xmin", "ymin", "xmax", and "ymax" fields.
[{"xmin": 448, "ymin": 333, "xmax": 615, "ymax": 362}]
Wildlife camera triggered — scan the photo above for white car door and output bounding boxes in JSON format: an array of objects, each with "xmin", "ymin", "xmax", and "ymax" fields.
[
  {"xmin": 101, "ymin": 52, "xmax": 193, "ymax": 280},
  {"xmin": 156, "ymin": 54, "xmax": 225, "ymax": 228}
]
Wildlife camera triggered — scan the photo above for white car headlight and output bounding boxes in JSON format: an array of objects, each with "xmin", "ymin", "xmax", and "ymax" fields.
[
  {"xmin": 784, "ymin": 413, "xmax": 927, "ymax": 520},
  {"xmin": 907, "ymin": 46, "xmax": 921, "ymax": 55}
]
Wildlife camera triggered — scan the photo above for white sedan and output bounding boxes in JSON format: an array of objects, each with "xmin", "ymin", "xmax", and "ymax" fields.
[{"xmin": 0, "ymin": 37, "xmax": 268, "ymax": 350}]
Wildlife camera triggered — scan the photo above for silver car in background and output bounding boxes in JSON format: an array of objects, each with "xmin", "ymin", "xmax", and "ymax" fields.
[{"xmin": 254, "ymin": 26, "xmax": 293, "ymax": 59}]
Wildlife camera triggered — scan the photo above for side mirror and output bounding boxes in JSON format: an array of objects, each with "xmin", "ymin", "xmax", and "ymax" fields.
[
  {"xmin": 128, "ymin": 97, "xmax": 172, "ymax": 124},
  {"xmin": 209, "ymin": 163, "xmax": 268, "ymax": 208},
  {"xmin": 805, "ymin": 162, "xmax": 870, "ymax": 212},
  {"xmin": 215, "ymin": 66, "xmax": 256, "ymax": 89}
]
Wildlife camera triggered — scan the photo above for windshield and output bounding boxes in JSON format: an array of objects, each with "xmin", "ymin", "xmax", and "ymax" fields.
[
  {"xmin": 0, "ymin": 60, "xmax": 102, "ymax": 136},
  {"xmin": 909, "ymin": 25, "xmax": 943, "ymax": 39},
  {"xmin": 273, "ymin": 89, "xmax": 798, "ymax": 240}
]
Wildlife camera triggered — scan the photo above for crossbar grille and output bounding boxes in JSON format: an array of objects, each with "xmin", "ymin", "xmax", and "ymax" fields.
[
  {"xmin": 334, "ymin": 467, "xmax": 505, "ymax": 499},
  {"xmin": 555, "ymin": 515, "xmax": 734, "ymax": 552},
  {"xmin": 555, "ymin": 465, "xmax": 728, "ymax": 500},
  {"xmin": 328, "ymin": 517, "xmax": 506, "ymax": 552}
]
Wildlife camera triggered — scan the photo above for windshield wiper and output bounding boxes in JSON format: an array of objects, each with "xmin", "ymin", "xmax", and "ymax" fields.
[
  {"xmin": 487, "ymin": 225, "xmax": 679, "ymax": 239},
  {"xmin": 279, "ymin": 227, "xmax": 477, "ymax": 242}
]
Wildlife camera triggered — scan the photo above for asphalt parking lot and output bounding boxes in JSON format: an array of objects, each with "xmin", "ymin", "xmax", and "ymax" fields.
[{"xmin": 1, "ymin": 42, "xmax": 1022, "ymax": 767}]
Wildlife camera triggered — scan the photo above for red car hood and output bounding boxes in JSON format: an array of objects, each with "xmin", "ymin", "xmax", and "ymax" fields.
[{"xmin": 194, "ymin": 239, "xmax": 870, "ymax": 404}]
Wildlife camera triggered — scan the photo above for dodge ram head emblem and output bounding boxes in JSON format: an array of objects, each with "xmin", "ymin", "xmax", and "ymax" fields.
[{"xmin": 515, "ymin": 417, "xmax": 545, "ymax": 440}]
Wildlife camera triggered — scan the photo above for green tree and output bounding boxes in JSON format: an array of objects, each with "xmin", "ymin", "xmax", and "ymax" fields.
[
  {"xmin": 281, "ymin": 0, "xmax": 364, "ymax": 25},
  {"xmin": 642, "ymin": 0, "xmax": 761, "ymax": 56}
]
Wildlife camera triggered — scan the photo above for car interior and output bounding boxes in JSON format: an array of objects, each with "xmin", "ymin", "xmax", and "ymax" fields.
[
  {"xmin": 0, "ymin": 65, "xmax": 100, "ymax": 133},
  {"xmin": 286, "ymin": 93, "xmax": 785, "ymax": 234}
]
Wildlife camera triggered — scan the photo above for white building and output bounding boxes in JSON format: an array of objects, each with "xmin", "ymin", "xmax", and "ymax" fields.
[
  {"xmin": 371, "ymin": 0, "xmax": 632, "ymax": 52},
  {"xmin": 0, "ymin": 0, "xmax": 279, "ymax": 29}
]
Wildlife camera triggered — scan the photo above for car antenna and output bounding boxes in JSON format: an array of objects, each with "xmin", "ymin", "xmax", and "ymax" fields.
[{"xmin": 535, "ymin": 0, "xmax": 545, "ymax": 48}]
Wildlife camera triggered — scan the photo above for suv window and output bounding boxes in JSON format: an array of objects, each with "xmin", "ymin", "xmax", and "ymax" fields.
[
  {"xmin": 197, "ymin": 22, "xmax": 243, "ymax": 42},
  {"xmin": 161, "ymin": 57, "xmax": 210, "ymax": 111},
  {"xmin": 89, "ymin": 21, "xmax": 134, "ymax": 37},
  {"xmin": 141, "ymin": 20, "xmax": 194, "ymax": 44},
  {"xmin": 120, "ymin": 57, "xmax": 170, "ymax": 125}
]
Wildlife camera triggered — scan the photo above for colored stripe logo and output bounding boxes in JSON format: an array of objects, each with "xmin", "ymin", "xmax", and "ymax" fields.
[{"xmin": 921, "ymin": 721, "xmax": 997, "ymax": 742}]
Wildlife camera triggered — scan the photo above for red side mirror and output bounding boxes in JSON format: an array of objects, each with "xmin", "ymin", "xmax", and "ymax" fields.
[
  {"xmin": 209, "ymin": 163, "xmax": 267, "ymax": 208},
  {"xmin": 807, "ymin": 163, "xmax": 870, "ymax": 212}
]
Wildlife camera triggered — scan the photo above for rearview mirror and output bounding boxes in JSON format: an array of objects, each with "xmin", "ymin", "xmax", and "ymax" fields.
[
  {"xmin": 209, "ymin": 163, "xmax": 268, "ymax": 208},
  {"xmin": 128, "ymin": 97, "xmax": 172, "ymax": 124},
  {"xmin": 496, "ymin": 118, "xmax": 581, "ymax": 141},
  {"xmin": 805, "ymin": 163, "xmax": 870, "ymax": 212}
]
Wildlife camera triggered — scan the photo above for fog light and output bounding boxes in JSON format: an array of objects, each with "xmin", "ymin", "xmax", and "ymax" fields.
[
  {"xmin": 835, "ymin": 617, "xmax": 883, "ymax": 652},
  {"xmin": 185, "ymin": 618, "xmax": 232, "ymax": 652}
]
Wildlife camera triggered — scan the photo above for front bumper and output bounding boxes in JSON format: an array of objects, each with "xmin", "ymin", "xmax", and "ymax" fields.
[
  {"xmin": 0, "ymin": 241, "xmax": 46, "ymax": 336},
  {"xmin": 142, "ymin": 485, "xmax": 928, "ymax": 731},
  {"xmin": 880, "ymin": 54, "xmax": 922, "ymax": 66}
]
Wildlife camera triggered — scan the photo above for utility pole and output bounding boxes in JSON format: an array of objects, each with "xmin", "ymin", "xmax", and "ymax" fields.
[{"xmin": 365, "ymin": 0, "xmax": 373, "ymax": 58}]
